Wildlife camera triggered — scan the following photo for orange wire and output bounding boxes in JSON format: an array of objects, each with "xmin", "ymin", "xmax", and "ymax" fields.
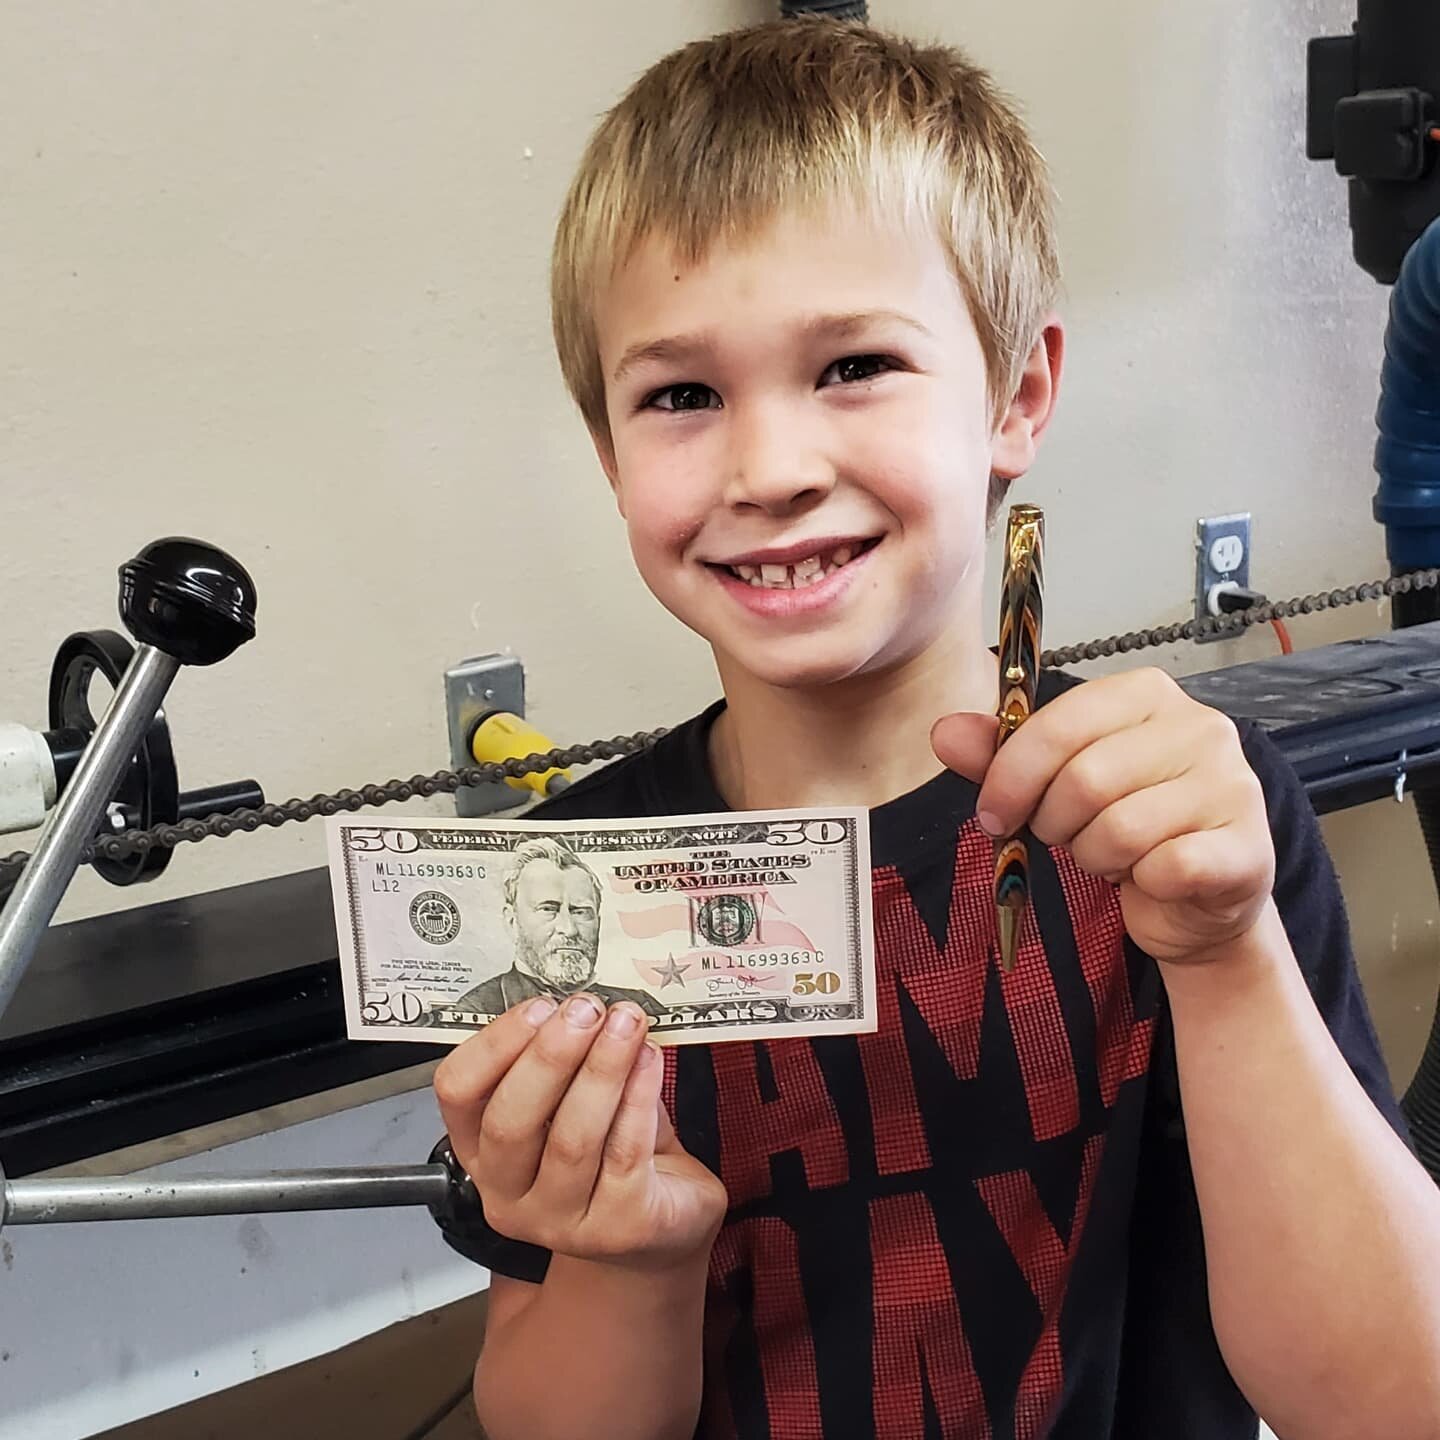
[{"xmin": 1271, "ymin": 618, "xmax": 1294, "ymax": 655}]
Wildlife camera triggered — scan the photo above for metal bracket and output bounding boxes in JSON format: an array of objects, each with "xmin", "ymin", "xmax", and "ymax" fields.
[{"xmin": 444, "ymin": 654, "xmax": 526, "ymax": 817}]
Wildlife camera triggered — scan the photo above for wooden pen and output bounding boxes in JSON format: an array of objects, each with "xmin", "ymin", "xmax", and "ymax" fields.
[{"xmin": 993, "ymin": 503, "xmax": 1044, "ymax": 972}]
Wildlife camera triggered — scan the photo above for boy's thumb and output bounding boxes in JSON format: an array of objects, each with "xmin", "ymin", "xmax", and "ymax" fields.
[
  {"xmin": 655, "ymin": 1088, "xmax": 680, "ymax": 1153},
  {"xmin": 930, "ymin": 712, "xmax": 1000, "ymax": 785}
]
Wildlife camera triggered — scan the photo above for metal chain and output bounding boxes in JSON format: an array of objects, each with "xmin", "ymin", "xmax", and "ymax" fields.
[
  {"xmin": 1041, "ymin": 565, "xmax": 1440, "ymax": 665},
  {"xmin": 0, "ymin": 734, "xmax": 669, "ymax": 887},
  {"xmin": 4, "ymin": 563, "xmax": 1439, "ymax": 888}
]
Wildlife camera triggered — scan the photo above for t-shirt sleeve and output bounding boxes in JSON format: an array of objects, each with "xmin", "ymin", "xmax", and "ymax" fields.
[{"xmin": 1235, "ymin": 719, "xmax": 1412, "ymax": 1143}]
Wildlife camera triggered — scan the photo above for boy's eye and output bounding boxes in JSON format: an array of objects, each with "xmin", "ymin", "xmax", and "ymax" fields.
[
  {"xmin": 821, "ymin": 354, "xmax": 893, "ymax": 386},
  {"xmin": 645, "ymin": 382, "xmax": 721, "ymax": 412}
]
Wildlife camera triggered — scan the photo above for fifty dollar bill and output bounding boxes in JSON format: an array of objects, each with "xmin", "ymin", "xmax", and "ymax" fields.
[{"xmin": 326, "ymin": 809, "xmax": 875, "ymax": 1046}]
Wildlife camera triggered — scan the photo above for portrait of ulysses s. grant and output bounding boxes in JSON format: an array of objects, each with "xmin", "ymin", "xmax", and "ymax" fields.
[{"xmin": 449, "ymin": 836, "xmax": 667, "ymax": 1018}]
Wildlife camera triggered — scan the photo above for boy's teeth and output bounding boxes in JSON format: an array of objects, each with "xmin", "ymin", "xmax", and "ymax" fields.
[{"xmin": 727, "ymin": 543, "xmax": 871, "ymax": 589}]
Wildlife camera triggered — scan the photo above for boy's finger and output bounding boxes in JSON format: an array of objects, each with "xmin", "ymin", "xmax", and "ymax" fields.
[
  {"xmin": 654, "ymin": 1082, "xmax": 680, "ymax": 1155},
  {"xmin": 1067, "ymin": 776, "xmax": 1206, "ymax": 881},
  {"xmin": 594, "ymin": 1042, "xmax": 664, "ymax": 1197},
  {"xmin": 527, "ymin": 1004, "xmax": 651, "ymax": 1215},
  {"xmin": 966, "ymin": 670, "xmax": 1181, "ymax": 838},
  {"xmin": 1027, "ymin": 721, "xmax": 1189, "ymax": 849},
  {"xmin": 1129, "ymin": 821, "xmax": 1271, "ymax": 906},
  {"xmin": 473, "ymin": 993, "xmax": 608, "ymax": 1205},
  {"xmin": 930, "ymin": 712, "xmax": 1000, "ymax": 785},
  {"xmin": 433, "ymin": 995, "xmax": 561, "ymax": 1175}
]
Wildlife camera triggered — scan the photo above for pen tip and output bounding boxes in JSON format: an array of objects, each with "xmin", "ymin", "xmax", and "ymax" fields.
[{"xmin": 997, "ymin": 907, "xmax": 1019, "ymax": 973}]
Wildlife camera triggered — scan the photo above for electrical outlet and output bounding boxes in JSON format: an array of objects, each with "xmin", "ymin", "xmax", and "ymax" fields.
[{"xmin": 1194, "ymin": 513, "xmax": 1251, "ymax": 642}]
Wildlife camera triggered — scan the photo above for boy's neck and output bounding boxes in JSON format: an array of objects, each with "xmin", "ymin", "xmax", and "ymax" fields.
[{"xmin": 708, "ymin": 624, "xmax": 998, "ymax": 812}]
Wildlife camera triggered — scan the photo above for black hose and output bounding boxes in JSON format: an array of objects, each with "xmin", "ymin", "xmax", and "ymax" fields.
[
  {"xmin": 1376, "ymin": 218, "xmax": 1440, "ymax": 1182},
  {"xmin": 780, "ymin": 1, "xmax": 869, "ymax": 20}
]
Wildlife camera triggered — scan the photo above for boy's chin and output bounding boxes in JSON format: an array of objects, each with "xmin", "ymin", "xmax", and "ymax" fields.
[{"xmin": 713, "ymin": 637, "xmax": 897, "ymax": 693}]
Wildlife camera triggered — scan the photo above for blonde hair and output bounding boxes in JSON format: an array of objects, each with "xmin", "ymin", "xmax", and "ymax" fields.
[{"xmin": 550, "ymin": 17, "xmax": 1061, "ymax": 508}]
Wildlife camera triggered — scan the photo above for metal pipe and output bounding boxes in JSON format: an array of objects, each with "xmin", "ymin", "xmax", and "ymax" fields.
[
  {"xmin": 1, "ymin": 1164, "xmax": 450, "ymax": 1226},
  {"xmin": 0, "ymin": 645, "xmax": 180, "ymax": 1019}
]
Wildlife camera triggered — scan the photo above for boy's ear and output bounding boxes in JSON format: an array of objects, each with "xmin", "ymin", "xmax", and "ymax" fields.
[
  {"xmin": 588, "ymin": 422, "xmax": 626, "ymax": 517},
  {"xmin": 990, "ymin": 315, "xmax": 1065, "ymax": 482}
]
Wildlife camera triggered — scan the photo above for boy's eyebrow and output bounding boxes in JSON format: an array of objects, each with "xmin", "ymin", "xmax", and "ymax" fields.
[{"xmin": 610, "ymin": 309, "xmax": 934, "ymax": 383}]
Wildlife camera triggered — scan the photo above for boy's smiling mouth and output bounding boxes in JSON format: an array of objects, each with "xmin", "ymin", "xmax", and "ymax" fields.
[{"xmin": 708, "ymin": 536, "xmax": 882, "ymax": 591}]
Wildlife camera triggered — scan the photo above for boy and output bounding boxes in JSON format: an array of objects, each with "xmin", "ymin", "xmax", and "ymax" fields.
[{"xmin": 433, "ymin": 17, "xmax": 1440, "ymax": 1439}]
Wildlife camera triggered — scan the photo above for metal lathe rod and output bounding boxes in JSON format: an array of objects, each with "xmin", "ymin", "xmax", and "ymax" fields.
[
  {"xmin": 0, "ymin": 644, "xmax": 180, "ymax": 1019},
  {"xmin": 1, "ymin": 1165, "xmax": 451, "ymax": 1226}
]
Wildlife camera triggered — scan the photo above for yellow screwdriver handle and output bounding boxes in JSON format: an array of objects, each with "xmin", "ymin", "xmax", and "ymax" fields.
[{"xmin": 469, "ymin": 712, "xmax": 571, "ymax": 797}]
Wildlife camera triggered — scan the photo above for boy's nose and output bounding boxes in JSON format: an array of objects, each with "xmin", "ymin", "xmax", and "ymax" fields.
[{"xmin": 723, "ymin": 410, "xmax": 837, "ymax": 516}]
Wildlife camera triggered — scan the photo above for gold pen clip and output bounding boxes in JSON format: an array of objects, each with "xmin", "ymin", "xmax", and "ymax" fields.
[{"xmin": 993, "ymin": 503, "xmax": 1045, "ymax": 972}]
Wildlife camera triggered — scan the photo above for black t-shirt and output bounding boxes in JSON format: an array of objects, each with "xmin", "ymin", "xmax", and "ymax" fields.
[{"xmin": 465, "ymin": 669, "xmax": 1410, "ymax": 1439}]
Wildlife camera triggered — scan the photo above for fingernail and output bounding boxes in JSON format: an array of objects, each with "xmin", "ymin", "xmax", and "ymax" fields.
[
  {"xmin": 978, "ymin": 810, "xmax": 1004, "ymax": 836},
  {"xmin": 636, "ymin": 1041, "xmax": 660, "ymax": 1068},
  {"xmin": 604, "ymin": 1005, "xmax": 640, "ymax": 1038},
  {"xmin": 524, "ymin": 996, "xmax": 558, "ymax": 1026},
  {"xmin": 564, "ymin": 994, "xmax": 603, "ymax": 1028}
]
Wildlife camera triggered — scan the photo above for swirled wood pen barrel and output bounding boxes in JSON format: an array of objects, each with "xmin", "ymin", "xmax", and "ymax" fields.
[{"xmin": 994, "ymin": 504, "xmax": 1044, "ymax": 972}]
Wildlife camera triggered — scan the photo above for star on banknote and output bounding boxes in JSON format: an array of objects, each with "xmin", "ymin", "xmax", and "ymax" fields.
[{"xmin": 655, "ymin": 954, "xmax": 690, "ymax": 988}]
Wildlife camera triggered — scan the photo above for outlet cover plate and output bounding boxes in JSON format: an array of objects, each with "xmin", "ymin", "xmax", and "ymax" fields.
[
  {"xmin": 1195, "ymin": 513, "xmax": 1252, "ymax": 643},
  {"xmin": 445, "ymin": 653, "xmax": 526, "ymax": 817}
]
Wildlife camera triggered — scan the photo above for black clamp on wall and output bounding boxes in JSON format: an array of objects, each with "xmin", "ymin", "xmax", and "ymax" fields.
[{"xmin": 1307, "ymin": 2, "xmax": 1440, "ymax": 284}]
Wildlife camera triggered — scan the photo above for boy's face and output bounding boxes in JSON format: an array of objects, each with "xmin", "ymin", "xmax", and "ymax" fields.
[{"xmin": 591, "ymin": 205, "xmax": 1055, "ymax": 692}]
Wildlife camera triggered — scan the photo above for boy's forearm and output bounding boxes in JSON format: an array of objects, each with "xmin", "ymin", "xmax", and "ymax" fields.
[
  {"xmin": 1162, "ymin": 901, "xmax": 1440, "ymax": 1439},
  {"xmin": 476, "ymin": 1251, "xmax": 710, "ymax": 1440}
]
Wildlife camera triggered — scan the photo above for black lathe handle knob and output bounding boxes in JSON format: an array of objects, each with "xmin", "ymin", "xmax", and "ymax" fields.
[{"xmin": 118, "ymin": 538, "xmax": 257, "ymax": 666}]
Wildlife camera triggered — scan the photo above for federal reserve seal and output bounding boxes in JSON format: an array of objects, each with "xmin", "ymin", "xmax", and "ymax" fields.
[
  {"xmin": 696, "ymin": 893, "xmax": 757, "ymax": 947},
  {"xmin": 409, "ymin": 890, "xmax": 462, "ymax": 945}
]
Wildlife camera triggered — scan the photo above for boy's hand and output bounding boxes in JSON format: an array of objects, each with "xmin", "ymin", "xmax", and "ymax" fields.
[
  {"xmin": 931, "ymin": 668, "xmax": 1275, "ymax": 966},
  {"xmin": 433, "ymin": 994, "xmax": 728, "ymax": 1269}
]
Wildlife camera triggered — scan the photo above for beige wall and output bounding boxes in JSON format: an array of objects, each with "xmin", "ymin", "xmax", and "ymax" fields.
[{"xmin": 1, "ymin": 1, "xmax": 1433, "ymax": 1088}]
